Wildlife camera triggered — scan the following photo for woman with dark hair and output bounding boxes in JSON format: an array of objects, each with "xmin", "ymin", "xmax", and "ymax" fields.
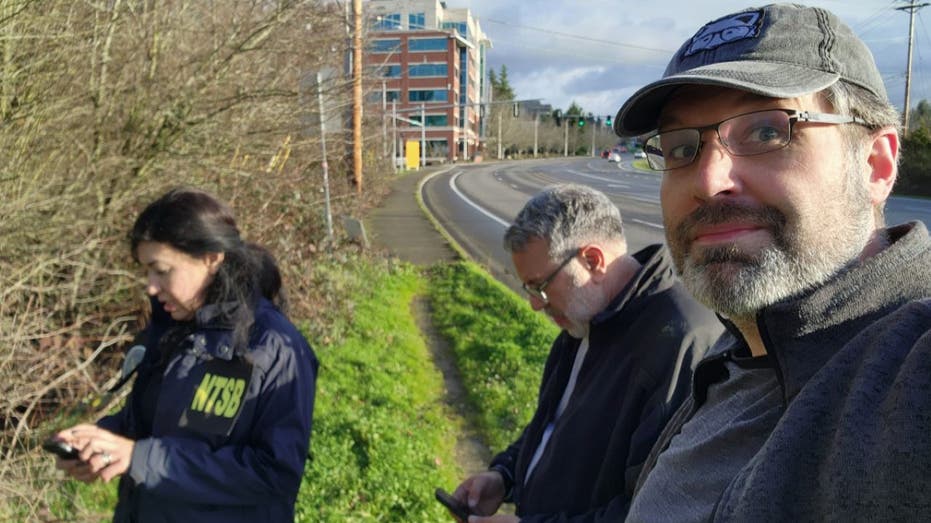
[{"xmin": 52, "ymin": 187, "xmax": 318, "ymax": 522}]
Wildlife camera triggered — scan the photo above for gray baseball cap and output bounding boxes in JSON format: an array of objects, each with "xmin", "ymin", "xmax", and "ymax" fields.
[{"xmin": 614, "ymin": 3, "xmax": 888, "ymax": 137}]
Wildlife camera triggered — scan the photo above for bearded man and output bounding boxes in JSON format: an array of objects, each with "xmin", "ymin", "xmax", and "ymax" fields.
[
  {"xmin": 450, "ymin": 184, "xmax": 722, "ymax": 522},
  {"xmin": 612, "ymin": 4, "xmax": 931, "ymax": 521}
]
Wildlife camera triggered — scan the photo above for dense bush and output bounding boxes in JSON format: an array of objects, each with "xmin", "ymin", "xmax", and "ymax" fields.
[{"xmin": 896, "ymin": 128, "xmax": 931, "ymax": 198}]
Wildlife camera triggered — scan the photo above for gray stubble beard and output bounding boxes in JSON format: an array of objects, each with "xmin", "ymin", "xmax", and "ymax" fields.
[{"xmin": 672, "ymin": 172, "xmax": 874, "ymax": 322}]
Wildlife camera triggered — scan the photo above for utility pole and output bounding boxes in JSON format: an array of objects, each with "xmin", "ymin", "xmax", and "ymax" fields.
[
  {"xmin": 381, "ymin": 81, "xmax": 388, "ymax": 158},
  {"xmin": 563, "ymin": 121, "xmax": 569, "ymax": 157},
  {"xmin": 316, "ymin": 72, "xmax": 334, "ymax": 243},
  {"xmin": 421, "ymin": 103, "xmax": 426, "ymax": 167},
  {"xmin": 462, "ymin": 101, "xmax": 469, "ymax": 161},
  {"xmin": 497, "ymin": 111, "xmax": 503, "ymax": 160},
  {"xmin": 392, "ymin": 100, "xmax": 398, "ymax": 170},
  {"xmin": 590, "ymin": 124, "xmax": 596, "ymax": 157},
  {"xmin": 897, "ymin": 1, "xmax": 929, "ymax": 136},
  {"xmin": 533, "ymin": 113, "xmax": 539, "ymax": 158},
  {"xmin": 351, "ymin": 0, "xmax": 363, "ymax": 191}
]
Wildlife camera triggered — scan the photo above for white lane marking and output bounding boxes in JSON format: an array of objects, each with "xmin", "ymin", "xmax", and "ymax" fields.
[
  {"xmin": 450, "ymin": 171, "xmax": 510, "ymax": 228},
  {"xmin": 565, "ymin": 169, "xmax": 660, "ymax": 204},
  {"xmin": 631, "ymin": 218, "xmax": 664, "ymax": 229},
  {"xmin": 607, "ymin": 183, "xmax": 630, "ymax": 189}
]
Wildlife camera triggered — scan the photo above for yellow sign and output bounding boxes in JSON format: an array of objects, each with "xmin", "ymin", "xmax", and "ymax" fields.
[{"xmin": 405, "ymin": 140, "xmax": 420, "ymax": 170}]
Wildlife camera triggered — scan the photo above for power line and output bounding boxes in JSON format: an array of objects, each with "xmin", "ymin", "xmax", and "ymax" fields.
[
  {"xmin": 852, "ymin": 0, "xmax": 902, "ymax": 34},
  {"xmin": 482, "ymin": 18, "xmax": 674, "ymax": 55},
  {"xmin": 484, "ymin": 34, "xmax": 670, "ymax": 66}
]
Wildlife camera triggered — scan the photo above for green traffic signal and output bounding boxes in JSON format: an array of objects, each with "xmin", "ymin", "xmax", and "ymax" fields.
[{"xmin": 578, "ymin": 118, "xmax": 585, "ymax": 127}]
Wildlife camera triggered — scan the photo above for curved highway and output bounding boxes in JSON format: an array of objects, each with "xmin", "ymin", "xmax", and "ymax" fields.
[
  {"xmin": 421, "ymin": 156, "xmax": 931, "ymax": 292},
  {"xmin": 421, "ymin": 156, "xmax": 666, "ymax": 291}
]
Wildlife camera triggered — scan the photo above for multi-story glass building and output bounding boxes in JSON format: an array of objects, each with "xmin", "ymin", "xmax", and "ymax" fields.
[{"xmin": 367, "ymin": 0, "xmax": 492, "ymax": 164}]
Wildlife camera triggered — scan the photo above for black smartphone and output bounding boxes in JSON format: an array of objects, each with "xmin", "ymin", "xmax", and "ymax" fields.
[
  {"xmin": 42, "ymin": 438, "xmax": 80, "ymax": 460},
  {"xmin": 435, "ymin": 487, "xmax": 471, "ymax": 521}
]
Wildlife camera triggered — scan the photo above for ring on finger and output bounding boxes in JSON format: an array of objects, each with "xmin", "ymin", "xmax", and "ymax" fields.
[{"xmin": 101, "ymin": 452, "xmax": 112, "ymax": 466}]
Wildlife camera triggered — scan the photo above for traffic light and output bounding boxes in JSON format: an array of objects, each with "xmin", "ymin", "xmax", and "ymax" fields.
[
  {"xmin": 552, "ymin": 109, "xmax": 562, "ymax": 127},
  {"xmin": 513, "ymin": 102, "xmax": 520, "ymax": 117},
  {"xmin": 578, "ymin": 118, "xmax": 585, "ymax": 128},
  {"xmin": 605, "ymin": 114, "xmax": 612, "ymax": 127}
]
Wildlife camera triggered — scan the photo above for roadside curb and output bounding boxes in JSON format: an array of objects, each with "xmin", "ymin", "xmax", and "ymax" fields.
[{"xmin": 416, "ymin": 167, "xmax": 474, "ymax": 263}]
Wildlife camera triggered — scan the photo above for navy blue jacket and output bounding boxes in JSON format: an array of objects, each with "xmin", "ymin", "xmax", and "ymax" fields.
[
  {"xmin": 98, "ymin": 297, "xmax": 318, "ymax": 522},
  {"xmin": 490, "ymin": 244, "xmax": 722, "ymax": 522}
]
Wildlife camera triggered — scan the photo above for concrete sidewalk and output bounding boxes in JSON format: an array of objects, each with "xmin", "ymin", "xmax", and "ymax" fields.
[{"xmin": 366, "ymin": 168, "xmax": 459, "ymax": 266}]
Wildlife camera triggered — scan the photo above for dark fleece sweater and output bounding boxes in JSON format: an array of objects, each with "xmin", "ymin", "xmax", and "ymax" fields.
[{"xmin": 632, "ymin": 221, "xmax": 931, "ymax": 521}]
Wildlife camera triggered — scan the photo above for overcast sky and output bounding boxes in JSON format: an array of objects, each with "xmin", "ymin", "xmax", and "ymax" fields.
[{"xmin": 455, "ymin": 0, "xmax": 931, "ymax": 119}]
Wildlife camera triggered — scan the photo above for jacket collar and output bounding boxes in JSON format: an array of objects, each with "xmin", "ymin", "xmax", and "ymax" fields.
[
  {"xmin": 757, "ymin": 221, "xmax": 931, "ymax": 401},
  {"xmin": 591, "ymin": 243, "xmax": 677, "ymax": 326}
]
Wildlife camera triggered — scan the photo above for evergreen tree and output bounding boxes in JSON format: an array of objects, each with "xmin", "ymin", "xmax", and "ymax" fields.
[
  {"xmin": 489, "ymin": 65, "xmax": 515, "ymax": 101},
  {"xmin": 910, "ymin": 99, "xmax": 931, "ymax": 132},
  {"xmin": 496, "ymin": 65, "xmax": 515, "ymax": 100}
]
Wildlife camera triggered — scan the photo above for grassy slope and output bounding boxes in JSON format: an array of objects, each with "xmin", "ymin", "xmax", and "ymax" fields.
[
  {"xmin": 296, "ymin": 259, "xmax": 460, "ymax": 522},
  {"xmin": 427, "ymin": 261, "xmax": 559, "ymax": 453}
]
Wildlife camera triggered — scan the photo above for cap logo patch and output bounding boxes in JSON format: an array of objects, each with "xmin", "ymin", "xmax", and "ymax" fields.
[{"xmin": 684, "ymin": 11, "xmax": 762, "ymax": 57}]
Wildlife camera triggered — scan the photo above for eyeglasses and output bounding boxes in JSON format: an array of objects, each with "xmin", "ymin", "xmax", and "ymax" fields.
[
  {"xmin": 642, "ymin": 109, "xmax": 867, "ymax": 171},
  {"xmin": 522, "ymin": 250, "xmax": 579, "ymax": 304}
]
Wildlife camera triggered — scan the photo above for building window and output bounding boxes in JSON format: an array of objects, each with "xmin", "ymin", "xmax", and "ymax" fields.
[
  {"xmin": 409, "ymin": 12, "xmax": 425, "ymax": 30},
  {"xmin": 409, "ymin": 37, "xmax": 447, "ymax": 52},
  {"xmin": 441, "ymin": 21, "xmax": 468, "ymax": 38},
  {"xmin": 378, "ymin": 64, "xmax": 402, "ymax": 77},
  {"xmin": 374, "ymin": 13, "xmax": 401, "ymax": 31},
  {"xmin": 371, "ymin": 39, "xmax": 401, "ymax": 53},
  {"xmin": 426, "ymin": 139, "xmax": 449, "ymax": 157},
  {"xmin": 409, "ymin": 90, "xmax": 448, "ymax": 102},
  {"xmin": 409, "ymin": 63, "xmax": 447, "ymax": 77},
  {"xmin": 364, "ymin": 90, "xmax": 400, "ymax": 104},
  {"xmin": 411, "ymin": 114, "xmax": 449, "ymax": 126},
  {"xmin": 459, "ymin": 49, "xmax": 468, "ymax": 128}
]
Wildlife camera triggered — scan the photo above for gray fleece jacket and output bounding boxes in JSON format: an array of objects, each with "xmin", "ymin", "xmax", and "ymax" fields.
[{"xmin": 634, "ymin": 221, "xmax": 931, "ymax": 521}]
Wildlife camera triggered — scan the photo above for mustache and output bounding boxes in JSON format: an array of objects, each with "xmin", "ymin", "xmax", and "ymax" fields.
[{"xmin": 674, "ymin": 202, "xmax": 787, "ymax": 243}]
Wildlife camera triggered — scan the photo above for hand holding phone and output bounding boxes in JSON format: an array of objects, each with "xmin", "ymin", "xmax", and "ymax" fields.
[
  {"xmin": 42, "ymin": 438, "xmax": 80, "ymax": 460},
  {"xmin": 435, "ymin": 487, "xmax": 471, "ymax": 521}
]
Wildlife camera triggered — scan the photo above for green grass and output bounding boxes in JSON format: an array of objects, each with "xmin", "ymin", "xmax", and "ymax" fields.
[
  {"xmin": 427, "ymin": 261, "xmax": 558, "ymax": 452},
  {"xmin": 297, "ymin": 258, "xmax": 461, "ymax": 522}
]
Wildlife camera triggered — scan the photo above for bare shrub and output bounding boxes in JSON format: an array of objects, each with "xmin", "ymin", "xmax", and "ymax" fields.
[{"xmin": 0, "ymin": 0, "xmax": 394, "ymax": 517}]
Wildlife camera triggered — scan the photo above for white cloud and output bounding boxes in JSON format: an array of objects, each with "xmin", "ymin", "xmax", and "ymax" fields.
[{"xmin": 454, "ymin": 0, "xmax": 931, "ymax": 115}]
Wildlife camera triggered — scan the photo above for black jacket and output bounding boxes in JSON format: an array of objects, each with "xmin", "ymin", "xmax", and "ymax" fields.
[
  {"xmin": 490, "ymin": 244, "xmax": 722, "ymax": 522},
  {"xmin": 632, "ymin": 222, "xmax": 931, "ymax": 521}
]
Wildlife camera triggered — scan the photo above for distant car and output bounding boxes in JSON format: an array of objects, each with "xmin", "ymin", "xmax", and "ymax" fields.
[
  {"xmin": 600, "ymin": 149, "xmax": 610, "ymax": 159},
  {"xmin": 633, "ymin": 150, "xmax": 646, "ymax": 159},
  {"xmin": 608, "ymin": 152, "xmax": 621, "ymax": 162}
]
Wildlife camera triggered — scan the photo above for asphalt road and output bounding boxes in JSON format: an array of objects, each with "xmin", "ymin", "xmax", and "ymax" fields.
[{"xmin": 421, "ymin": 155, "xmax": 931, "ymax": 291}]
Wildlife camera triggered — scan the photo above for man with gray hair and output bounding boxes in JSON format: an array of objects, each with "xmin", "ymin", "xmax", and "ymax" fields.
[
  {"xmin": 612, "ymin": 3, "xmax": 931, "ymax": 521},
  {"xmin": 451, "ymin": 184, "xmax": 721, "ymax": 522}
]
